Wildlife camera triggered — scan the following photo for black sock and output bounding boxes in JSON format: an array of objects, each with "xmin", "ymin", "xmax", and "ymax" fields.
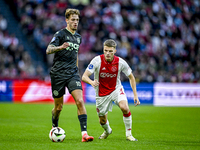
[
  {"xmin": 52, "ymin": 116, "xmax": 58, "ymax": 127},
  {"xmin": 78, "ymin": 114, "xmax": 87, "ymax": 131}
]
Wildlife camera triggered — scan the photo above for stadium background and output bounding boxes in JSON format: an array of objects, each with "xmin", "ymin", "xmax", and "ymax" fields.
[{"xmin": 0, "ymin": 0, "xmax": 200, "ymax": 106}]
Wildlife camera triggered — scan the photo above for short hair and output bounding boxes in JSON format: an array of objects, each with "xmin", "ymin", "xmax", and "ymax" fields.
[
  {"xmin": 65, "ymin": 8, "xmax": 80, "ymax": 19},
  {"xmin": 103, "ymin": 39, "xmax": 117, "ymax": 49}
]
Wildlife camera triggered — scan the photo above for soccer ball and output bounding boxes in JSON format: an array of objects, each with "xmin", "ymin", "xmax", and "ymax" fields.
[{"xmin": 49, "ymin": 127, "xmax": 66, "ymax": 142}]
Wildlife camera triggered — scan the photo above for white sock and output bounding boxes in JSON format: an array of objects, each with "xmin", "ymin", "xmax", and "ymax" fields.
[
  {"xmin": 123, "ymin": 112, "xmax": 132, "ymax": 137},
  {"xmin": 101, "ymin": 120, "xmax": 112, "ymax": 133},
  {"xmin": 81, "ymin": 131, "xmax": 87, "ymax": 136}
]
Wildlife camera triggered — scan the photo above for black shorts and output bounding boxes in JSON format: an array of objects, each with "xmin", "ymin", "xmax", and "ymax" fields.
[{"xmin": 50, "ymin": 74, "xmax": 83, "ymax": 98}]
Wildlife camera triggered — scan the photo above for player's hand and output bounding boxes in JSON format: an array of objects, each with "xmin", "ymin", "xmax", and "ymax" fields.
[
  {"xmin": 91, "ymin": 79, "xmax": 99, "ymax": 88},
  {"xmin": 134, "ymin": 98, "xmax": 140, "ymax": 106},
  {"xmin": 60, "ymin": 42, "xmax": 70, "ymax": 50}
]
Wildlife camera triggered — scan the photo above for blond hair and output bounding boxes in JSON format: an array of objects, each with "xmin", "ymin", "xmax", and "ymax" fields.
[
  {"xmin": 103, "ymin": 39, "xmax": 117, "ymax": 49},
  {"xmin": 65, "ymin": 8, "xmax": 80, "ymax": 19}
]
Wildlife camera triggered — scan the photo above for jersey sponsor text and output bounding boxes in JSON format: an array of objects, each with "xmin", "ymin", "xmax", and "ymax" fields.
[{"xmin": 100, "ymin": 73, "xmax": 117, "ymax": 78}]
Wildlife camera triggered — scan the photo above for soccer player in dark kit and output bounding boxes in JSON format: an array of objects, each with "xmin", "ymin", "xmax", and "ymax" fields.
[{"xmin": 46, "ymin": 8, "xmax": 94, "ymax": 142}]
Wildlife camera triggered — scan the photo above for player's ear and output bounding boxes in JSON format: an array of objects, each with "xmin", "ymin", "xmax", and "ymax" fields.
[
  {"xmin": 65, "ymin": 18, "xmax": 68, "ymax": 24},
  {"xmin": 114, "ymin": 49, "xmax": 117, "ymax": 54}
]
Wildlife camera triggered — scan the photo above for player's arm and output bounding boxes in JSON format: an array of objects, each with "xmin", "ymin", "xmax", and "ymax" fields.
[
  {"xmin": 46, "ymin": 42, "xmax": 70, "ymax": 54},
  {"xmin": 128, "ymin": 73, "xmax": 140, "ymax": 106},
  {"xmin": 82, "ymin": 70, "xmax": 99, "ymax": 87}
]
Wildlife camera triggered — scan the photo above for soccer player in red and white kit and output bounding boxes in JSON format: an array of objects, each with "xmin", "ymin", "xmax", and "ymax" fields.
[{"xmin": 82, "ymin": 39, "xmax": 140, "ymax": 141}]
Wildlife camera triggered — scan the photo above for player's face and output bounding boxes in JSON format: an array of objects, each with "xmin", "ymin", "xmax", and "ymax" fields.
[
  {"xmin": 103, "ymin": 46, "xmax": 116, "ymax": 62},
  {"xmin": 66, "ymin": 14, "xmax": 79, "ymax": 32}
]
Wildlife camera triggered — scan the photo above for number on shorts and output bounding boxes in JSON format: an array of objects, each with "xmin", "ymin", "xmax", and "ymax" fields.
[{"xmin": 76, "ymin": 81, "xmax": 81, "ymax": 86}]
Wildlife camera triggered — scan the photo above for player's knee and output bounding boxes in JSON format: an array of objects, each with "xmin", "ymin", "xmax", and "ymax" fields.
[
  {"xmin": 119, "ymin": 101, "xmax": 129, "ymax": 112},
  {"xmin": 121, "ymin": 105, "xmax": 129, "ymax": 114},
  {"xmin": 99, "ymin": 117, "xmax": 107, "ymax": 125},
  {"xmin": 100, "ymin": 120, "xmax": 107, "ymax": 125},
  {"xmin": 75, "ymin": 98, "xmax": 84, "ymax": 107},
  {"xmin": 55, "ymin": 104, "xmax": 63, "ymax": 112}
]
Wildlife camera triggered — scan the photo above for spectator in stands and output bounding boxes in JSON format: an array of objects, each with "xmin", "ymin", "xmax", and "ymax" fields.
[
  {"xmin": 3, "ymin": 0, "xmax": 200, "ymax": 83},
  {"xmin": 0, "ymin": 13, "xmax": 41, "ymax": 79}
]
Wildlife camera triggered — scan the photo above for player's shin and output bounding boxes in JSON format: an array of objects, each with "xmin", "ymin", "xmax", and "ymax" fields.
[
  {"xmin": 78, "ymin": 114, "xmax": 94, "ymax": 142},
  {"xmin": 78, "ymin": 114, "xmax": 87, "ymax": 136},
  {"xmin": 123, "ymin": 111, "xmax": 132, "ymax": 137},
  {"xmin": 52, "ymin": 116, "xmax": 59, "ymax": 127},
  {"xmin": 101, "ymin": 120, "xmax": 112, "ymax": 133}
]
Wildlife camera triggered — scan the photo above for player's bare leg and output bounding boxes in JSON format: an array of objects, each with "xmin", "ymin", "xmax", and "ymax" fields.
[
  {"xmin": 119, "ymin": 100, "xmax": 138, "ymax": 141},
  {"xmin": 52, "ymin": 96, "xmax": 63, "ymax": 127},
  {"xmin": 71, "ymin": 89, "xmax": 94, "ymax": 142},
  {"xmin": 99, "ymin": 115, "xmax": 112, "ymax": 139},
  {"xmin": 71, "ymin": 89, "xmax": 86, "ymax": 115}
]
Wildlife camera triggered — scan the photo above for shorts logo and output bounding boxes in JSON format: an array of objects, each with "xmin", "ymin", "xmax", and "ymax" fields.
[
  {"xmin": 53, "ymin": 90, "xmax": 59, "ymax": 96},
  {"xmin": 89, "ymin": 64, "xmax": 93, "ymax": 69},
  {"xmin": 119, "ymin": 88, "xmax": 125, "ymax": 95}
]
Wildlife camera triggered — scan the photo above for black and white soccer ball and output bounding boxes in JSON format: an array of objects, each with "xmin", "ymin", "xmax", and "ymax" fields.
[{"xmin": 49, "ymin": 127, "xmax": 66, "ymax": 142}]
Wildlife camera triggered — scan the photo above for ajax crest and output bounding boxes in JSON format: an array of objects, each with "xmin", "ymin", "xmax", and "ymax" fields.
[{"xmin": 111, "ymin": 66, "xmax": 117, "ymax": 72}]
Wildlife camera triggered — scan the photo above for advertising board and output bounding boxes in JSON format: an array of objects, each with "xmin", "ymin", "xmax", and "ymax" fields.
[
  {"xmin": 122, "ymin": 82, "xmax": 154, "ymax": 104},
  {"xmin": 0, "ymin": 80, "xmax": 13, "ymax": 102},
  {"xmin": 1, "ymin": 79, "xmax": 200, "ymax": 106},
  {"xmin": 154, "ymin": 83, "xmax": 200, "ymax": 106},
  {"xmin": 13, "ymin": 80, "xmax": 78, "ymax": 103},
  {"xmin": 85, "ymin": 83, "xmax": 154, "ymax": 104}
]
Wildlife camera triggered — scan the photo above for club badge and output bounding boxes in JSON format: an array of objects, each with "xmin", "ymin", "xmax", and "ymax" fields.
[
  {"xmin": 53, "ymin": 90, "xmax": 59, "ymax": 96},
  {"xmin": 77, "ymin": 38, "xmax": 80, "ymax": 44},
  {"xmin": 111, "ymin": 66, "xmax": 117, "ymax": 72}
]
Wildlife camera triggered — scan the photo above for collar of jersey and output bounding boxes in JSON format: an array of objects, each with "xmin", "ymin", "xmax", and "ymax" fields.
[{"xmin": 65, "ymin": 27, "xmax": 75, "ymax": 35}]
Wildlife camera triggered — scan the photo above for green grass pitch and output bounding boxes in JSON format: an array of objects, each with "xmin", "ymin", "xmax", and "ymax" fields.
[{"xmin": 0, "ymin": 103, "xmax": 200, "ymax": 150}]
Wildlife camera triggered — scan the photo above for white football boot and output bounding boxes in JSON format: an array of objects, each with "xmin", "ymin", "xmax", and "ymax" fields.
[
  {"xmin": 99, "ymin": 130, "xmax": 112, "ymax": 139},
  {"xmin": 126, "ymin": 135, "xmax": 138, "ymax": 141}
]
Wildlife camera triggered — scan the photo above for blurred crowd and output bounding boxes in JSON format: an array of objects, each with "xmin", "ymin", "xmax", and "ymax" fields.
[
  {"xmin": 1, "ymin": 0, "xmax": 200, "ymax": 83},
  {"xmin": 0, "ymin": 14, "xmax": 44, "ymax": 79}
]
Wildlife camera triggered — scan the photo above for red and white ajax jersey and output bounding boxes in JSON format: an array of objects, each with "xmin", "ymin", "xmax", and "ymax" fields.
[{"xmin": 86, "ymin": 54, "xmax": 132, "ymax": 97}]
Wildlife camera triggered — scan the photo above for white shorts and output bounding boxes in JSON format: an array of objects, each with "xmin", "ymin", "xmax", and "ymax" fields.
[{"xmin": 96, "ymin": 86, "xmax": 128, "ymax": 116}]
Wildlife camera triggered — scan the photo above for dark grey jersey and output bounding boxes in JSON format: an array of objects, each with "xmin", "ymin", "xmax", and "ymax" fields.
[{"xmin": 49, "ymin": 28, "xmax": 82, "ymax": 78}]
